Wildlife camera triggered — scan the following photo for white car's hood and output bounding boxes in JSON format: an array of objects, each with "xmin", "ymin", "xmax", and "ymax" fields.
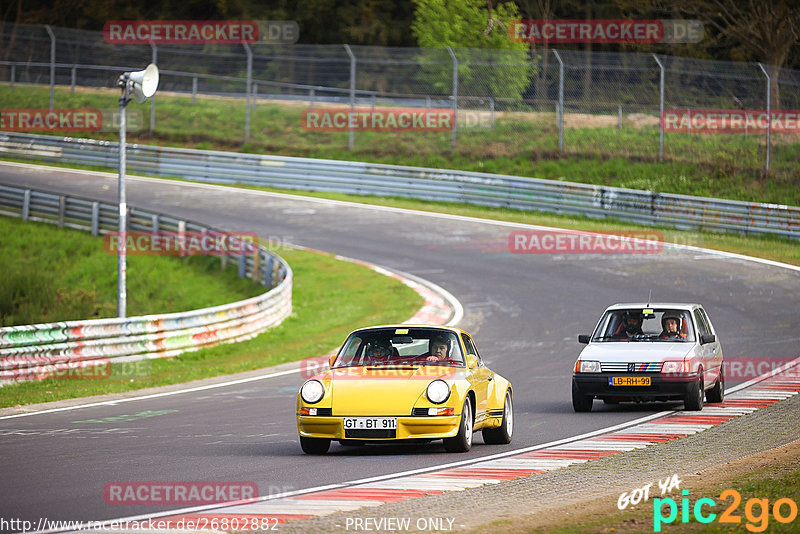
[{"xmin": 579, "ymin": 342, "xmax": 694, "ymax": 362}]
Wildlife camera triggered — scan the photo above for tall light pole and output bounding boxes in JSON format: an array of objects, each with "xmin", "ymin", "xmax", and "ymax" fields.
[{"xmin": 117, "ymin": 64, "xmax": 159, "ymax": 317}]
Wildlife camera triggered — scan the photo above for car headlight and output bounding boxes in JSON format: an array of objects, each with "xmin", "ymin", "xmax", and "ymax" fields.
[
  {"xmin": 575, "ymin": 360, "xmax": 601, "ymax": 373},
  {"xmin": 662, "ymin": 360, "xmax": 690, "ymax": 374},
  {"xmin": 426, "ymin": 380, "xmax": 451, "ymax": 404},
  {"xmin": 300, "ymin": 380, "xmax": 325, "ymax": 404}
]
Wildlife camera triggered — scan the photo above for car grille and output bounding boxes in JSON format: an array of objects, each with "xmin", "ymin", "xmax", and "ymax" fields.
[
  {"xmin": 345, "ymin": 429, "xmax": 396, "ymax": 438},
  {"xmin": 309, "ymin": 408, "xmax": 332, "ymax": 416},
  {"xmin": 412, "ymin": 408, "xmax": 429, "ymax": 416},
  {"xmin": 601, "ymin": 362, "xmax": 662, "ymax": 372}
]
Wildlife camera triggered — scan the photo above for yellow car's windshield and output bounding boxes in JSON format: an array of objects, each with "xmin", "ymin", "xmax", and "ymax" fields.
[{"xmin": 333, "ymin": 328, "xmax": 464, "ymax": 367}]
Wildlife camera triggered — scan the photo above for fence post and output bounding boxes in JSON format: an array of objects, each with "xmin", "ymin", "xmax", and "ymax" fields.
[
  {"xmin": 58, "ymin": 195, "xmax": 65, "ymax": 227},
  {"xmin": 490, "ymin": 97, "xmax": 495, "ymax": 127},
  {"xmin": 243, "ymin": 43, "xmax": 253, "ymax": 144},
  {"xmin": 44, "ymin": 25, "xmax": 55, "ymax": 110},
  {"xmin": 91, "ymin": 202, "xmax": 99, "ymax": 236},
  {"xmin": 71, "ymin": 65, "xmax": 76, "ymax": 95},
  {"xmin": 252, "ymin": 247, "xmax": 261, "ymax": 282},
  {"xmin": 22, "ymin": 190, "xmax": 31, "ymax": 221},
  {"xmin": 265, "ymin": 255, "xmax": 274, "ymax": 287},
  {"xmin": 10, "ymin": 64, "xmax": 14, "ymax": 88},
  {"xmin": 309, "ymin": 87, "xmax": 315, "ymax": 110},
  {"xmin": 618, "ymin": 104, "xmax": 622, "ymax": 129},
  {"xmin": 757, "ymin": 62, "xmax": 771, "ymax": 173},
  {"xmin": 192, "ymin": 76, "xmax": 197, "ymax": 104},
  {"xmin": 178, "ymin": 220, "xmax": 186, "ymax": 258},
  {"xmin": 253, "ymin": 82, "xmax": 258, "ymax": 109},
  {"xmin": 149, "ymin": 44, "xmax": 157, "ymax": 136},
  {"xmin": 447, "ymin": 46, "xmax": 458, "ymax": 150},
  {"xmin": 552, "ymin": 49, "xmax": 564, "ymax": 153},
  {"xmin": 344, "ymin": 44, "xmax": 356, "ymax": 150},
  {"xmin": 653, "ymin": 54, "xmax": 665, "ymax": 162},
  {"xmin": 238, "ymin": 252, "xmax": 247, "ymax": 279}
]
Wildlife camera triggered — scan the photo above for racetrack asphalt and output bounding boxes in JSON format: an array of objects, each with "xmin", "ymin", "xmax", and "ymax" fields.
[{"xmin": 1, "ymin": 161, "xmax": 798, "ymax": 527}]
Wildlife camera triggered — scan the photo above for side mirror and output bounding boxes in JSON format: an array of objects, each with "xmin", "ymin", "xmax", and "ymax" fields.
[
  {"xmin": 329, "ymin": 353, "xmax": 337, "ymax": 368},
  {"xmin": 700, "ymin": 334, "xmax": 716, "ymax": 345},
  {"xmin": 578, "ymin": 334, "xmax": 591, "ymax": 344},
  {"xmin": 466, "ymin": 354, "xmax": 478, "ymax": 369}
]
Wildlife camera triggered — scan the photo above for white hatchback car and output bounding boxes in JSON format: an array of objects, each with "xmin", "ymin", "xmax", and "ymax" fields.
[{"xmin": 572, "ymin": 303, "xmax": 724, "ymax": 412}]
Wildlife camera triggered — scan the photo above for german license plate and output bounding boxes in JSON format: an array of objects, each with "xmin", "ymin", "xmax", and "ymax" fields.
[
  {"xmin": 610, "ymin": 376, "xmax": 651, "ymax": 386},
  {"xmin": 343, "ymin": 417, "xmax": 397, "ymax": 430}
]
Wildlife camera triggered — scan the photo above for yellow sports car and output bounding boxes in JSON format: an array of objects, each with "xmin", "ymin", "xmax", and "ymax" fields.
[{"xmin": 296, "ymin": 325, "xmax": 513, "ymax": 454}]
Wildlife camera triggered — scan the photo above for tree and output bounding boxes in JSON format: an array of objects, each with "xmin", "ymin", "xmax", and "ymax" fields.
[
  {"xmin": 411, "ymin": 0, "xmax": 535, "ymax": 104},
  {"xmin": 670, "ymin": 0, "xmax": 800, "ymax": 107}
]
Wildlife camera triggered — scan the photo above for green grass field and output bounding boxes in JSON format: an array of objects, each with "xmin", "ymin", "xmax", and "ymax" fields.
[
  {"xmin": 1, "ymin": 84, "xmax": 798, "ymax": 205},
  {"xmin": 0, "ymin": 216, "xmax": 266, "ymax": 326},
  {"xmin": 0, "ymin": 216, "xmax": 423, "ymax": 407}
]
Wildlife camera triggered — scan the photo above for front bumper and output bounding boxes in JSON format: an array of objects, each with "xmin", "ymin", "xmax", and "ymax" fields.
[
  {"xmin": 573, "ymin": 373, "xmax": 698, "ymax": 400},
  {"xmin": 297, "ymin": 415, "xmax": 460, "ymax": 440}
]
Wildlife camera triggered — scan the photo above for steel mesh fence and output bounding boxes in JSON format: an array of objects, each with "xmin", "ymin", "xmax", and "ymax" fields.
[{"xmin": 1, "ymin": 22, "xmax": 798, "ymax": 183}]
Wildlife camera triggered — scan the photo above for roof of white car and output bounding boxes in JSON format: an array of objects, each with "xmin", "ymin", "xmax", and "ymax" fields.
[{"xmin": 606, "ymin": 303, "xmax": 700, "ymax": 310}]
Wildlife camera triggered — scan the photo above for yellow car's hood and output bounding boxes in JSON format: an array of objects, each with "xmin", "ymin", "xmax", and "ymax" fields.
[{"xmin": 327, "ymin": 365, "xmax": 456, "ymax": 416}]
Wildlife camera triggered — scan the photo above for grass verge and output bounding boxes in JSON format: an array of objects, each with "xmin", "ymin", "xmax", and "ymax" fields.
[
  {"xmin": 0, "ymin": 221, "xmax": 424, "ymax": 408},
  {"xmin": 0, "ymin": 216, "xmax": 264, "ymax": 326},
  {"xmin": 1, "ymin": 84, "xmax": 798, "ymax": 205}
]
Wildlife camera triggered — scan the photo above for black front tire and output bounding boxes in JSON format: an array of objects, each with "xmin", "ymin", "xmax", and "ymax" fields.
[
  {"xmin": 300, "ymin": 436, "xmax": 331, "ymax": 454},
  {"xmin": 706, "ymin": 365, "xmax": 725, "ymax": 403},
  {"xmin": 684, "ymin": 372, "xmax": 705, "ymax": 411},
  {"xmin": 572, "ymin": 381, "xmax": 593, "ymax": 412},
  {"xmin": 443, "ymin": 398, "xmax": 473, "ymax": 452},
  {"xmin": 482, "ymin": 390, "xmax": 513, "ymax": 445}
]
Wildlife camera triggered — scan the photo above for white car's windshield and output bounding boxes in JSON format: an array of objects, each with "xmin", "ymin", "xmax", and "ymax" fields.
[
  {"xmin": 333, "ymin": 328, "xmax": 464, "ymax": 367},
  {"xmin": 592, "ymin": 309, "xmax": 695, "ymax": 342}
]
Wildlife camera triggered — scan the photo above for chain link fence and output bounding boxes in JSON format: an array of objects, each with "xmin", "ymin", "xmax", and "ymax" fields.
[{"xmin": 1, "ymin": 22, "xmax": 798, "ymax": 182}]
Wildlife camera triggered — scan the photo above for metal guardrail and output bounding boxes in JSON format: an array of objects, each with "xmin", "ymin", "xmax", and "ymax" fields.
[
  {"xmin": 0, "ymin": 182, "xmax": 292, "ymax": 382},
  {"xmin": 2, "ymin": 131, "xmax": 798, "ymax": 241}
]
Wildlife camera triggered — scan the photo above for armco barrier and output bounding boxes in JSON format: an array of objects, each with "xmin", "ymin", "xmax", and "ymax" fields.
[
  {"xmin": 0, "ymin": 183, "xmax": 292, "ymax": 383},
  {"xmin": 1, "ymin": 132, "xmax": 799, "ymax": 241}
]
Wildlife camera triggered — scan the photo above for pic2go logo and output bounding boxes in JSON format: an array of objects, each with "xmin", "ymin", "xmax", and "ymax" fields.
[{"xmin": 654, "ymin": 489, "xmax": 799, "ymax": 532}]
